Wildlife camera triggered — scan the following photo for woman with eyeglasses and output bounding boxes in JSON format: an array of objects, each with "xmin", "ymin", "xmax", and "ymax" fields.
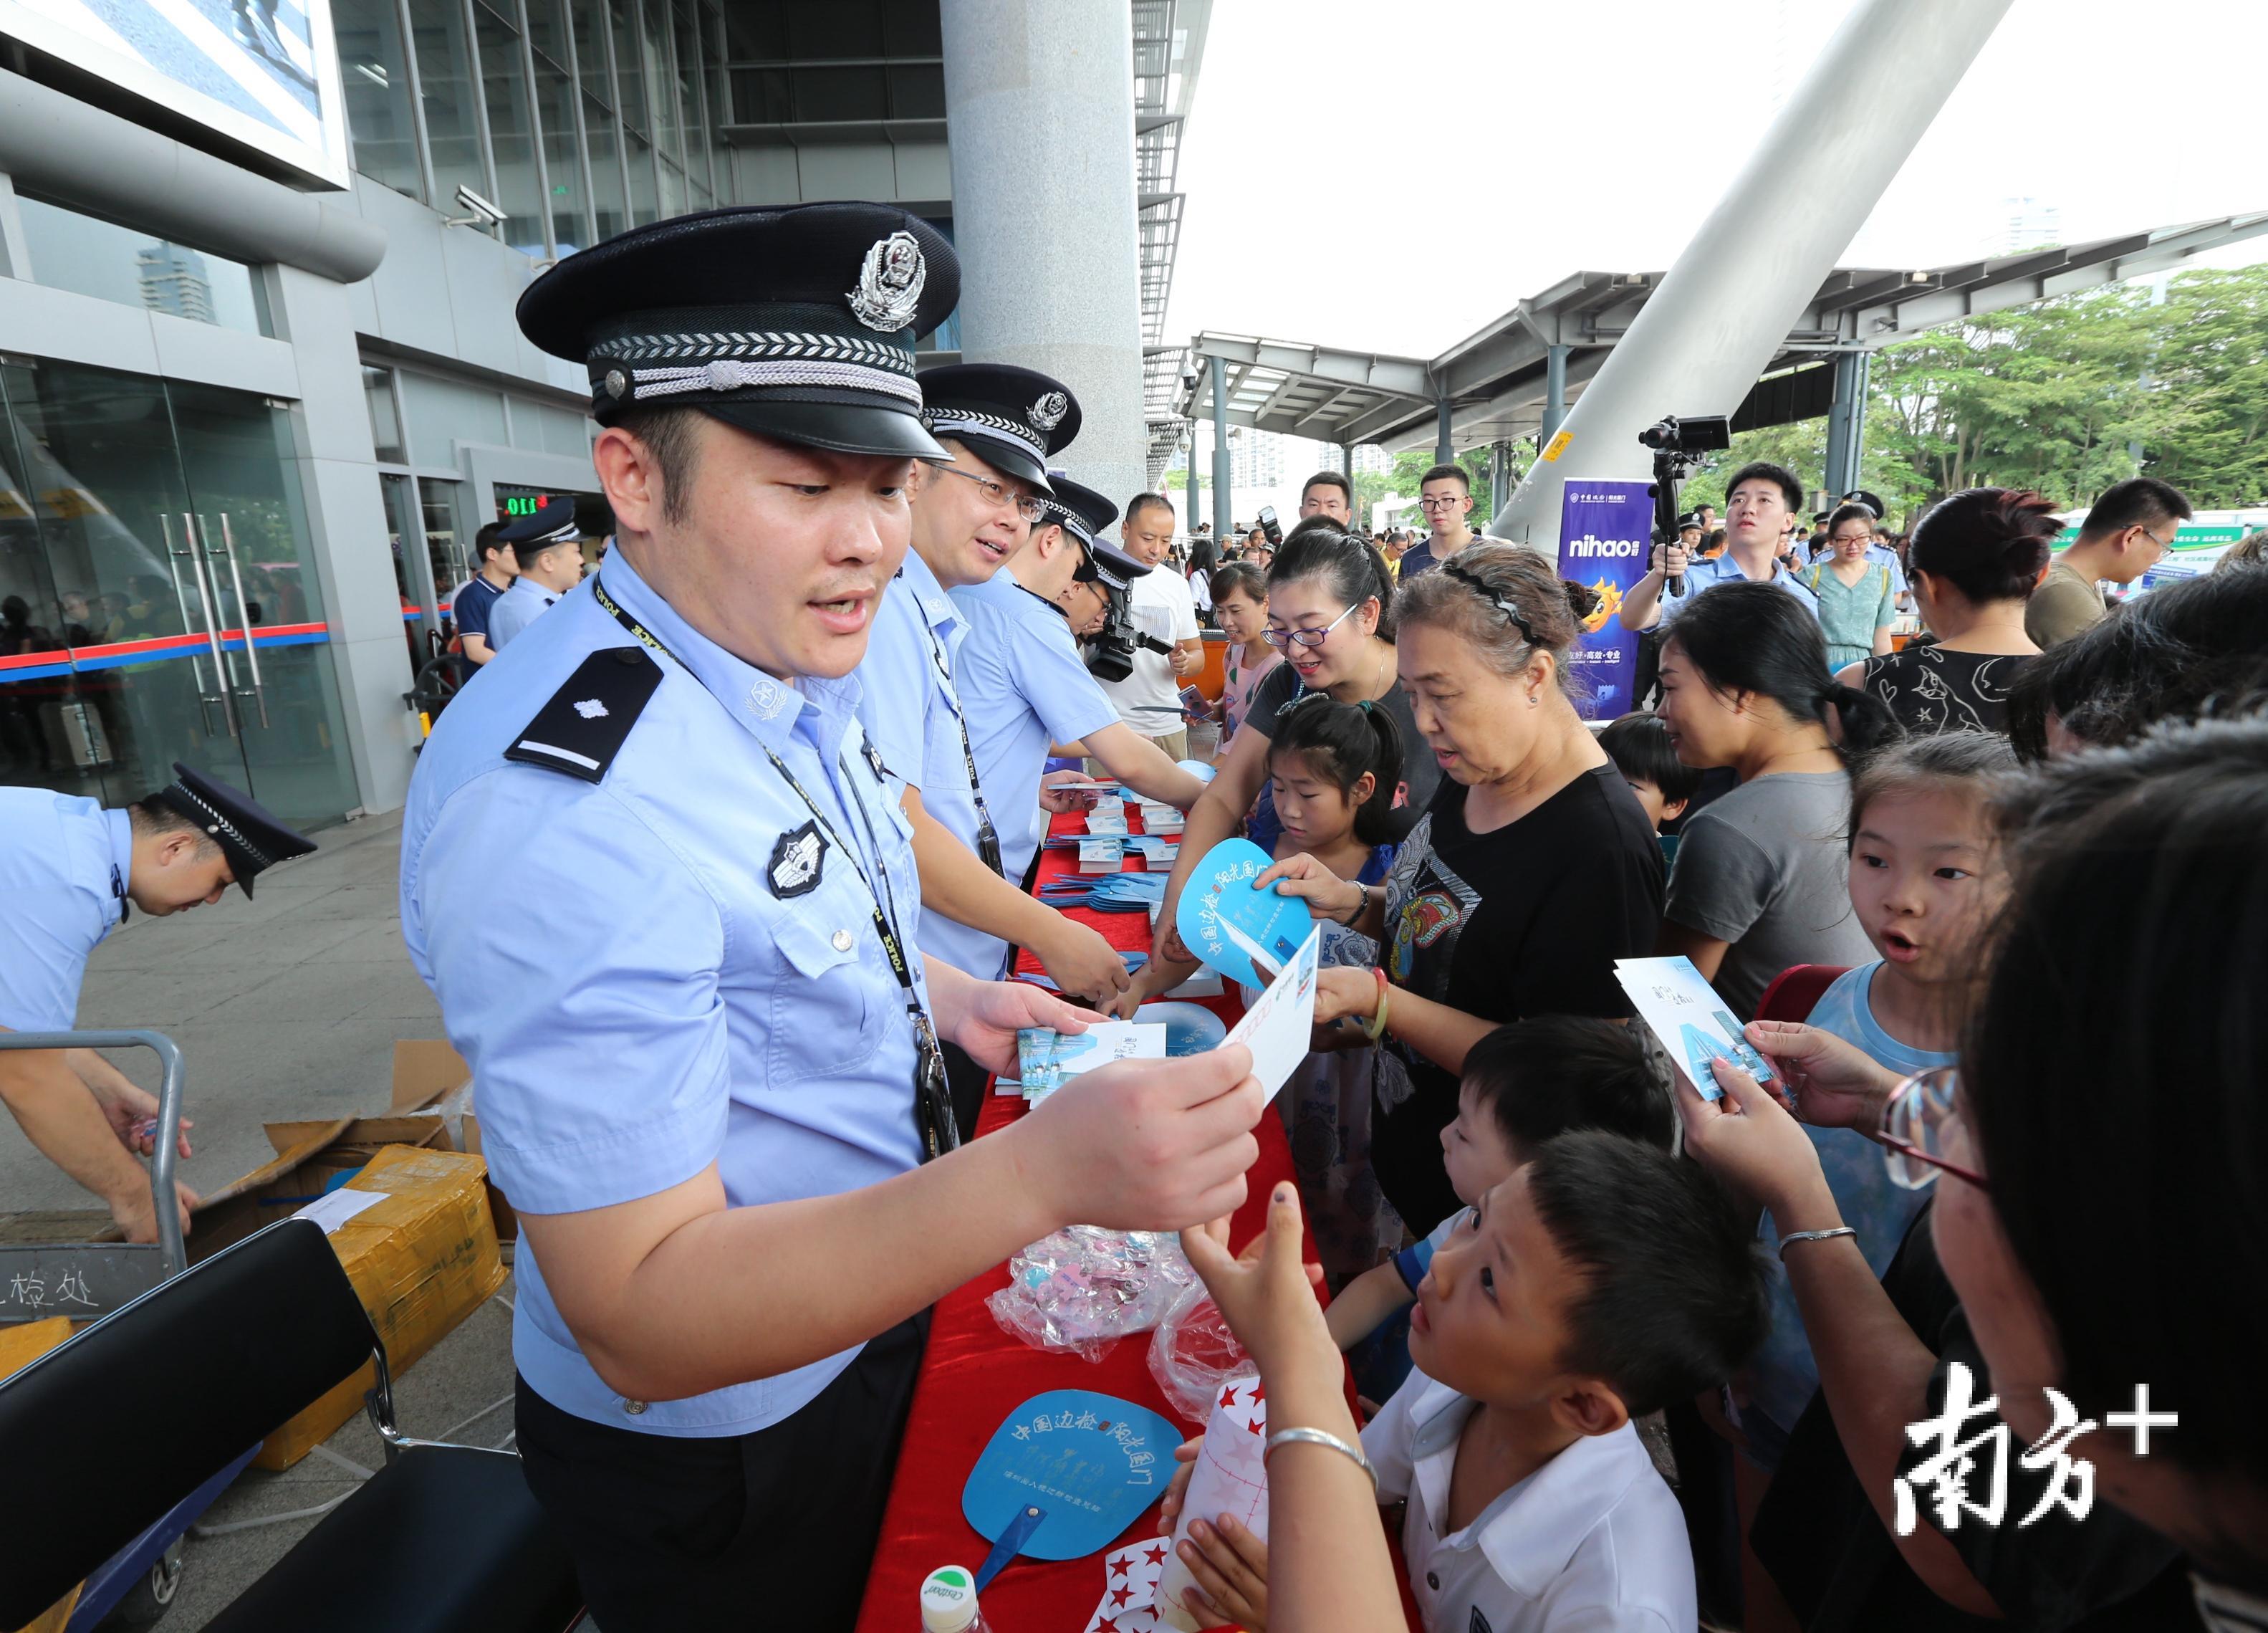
[
  {"xmin": 1668, "ymin": 739, "xmax": 2239, "ymax": 1629},
  {"xmin": 1246, "ymin": 545, "xmax": 1666, "ymax": 1233},
  {"xmin": 1150, "ymin": 523, "xmax": 1431, "ymax": 963}
]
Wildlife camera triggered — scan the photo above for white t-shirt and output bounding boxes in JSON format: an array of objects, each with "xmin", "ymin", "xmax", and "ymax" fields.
[
  {"xmin": 1363, "ymin": 1371, "xmax": 1696, "ymax": 1633},
  {"xmin": 1098, "ymin": 565, "xmax": 1199, "ymax": 736}
]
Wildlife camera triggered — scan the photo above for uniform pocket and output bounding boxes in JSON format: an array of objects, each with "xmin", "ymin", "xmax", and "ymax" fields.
[{"xmin": 766, "ymin": 907, "xmax": 887, "ymax": 1085}]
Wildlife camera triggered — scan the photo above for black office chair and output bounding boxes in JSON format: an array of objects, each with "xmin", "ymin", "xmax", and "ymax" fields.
[{"xmin": 0, "ymin": 1217, "xmax": 581, "ymax": 1633}]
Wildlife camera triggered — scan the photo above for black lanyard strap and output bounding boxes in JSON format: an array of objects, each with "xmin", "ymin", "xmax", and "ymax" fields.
[
  {"xmin": 920, "ymin": 621, "xmax": 1004, "ymax": 876},
  {"xmin": 590, "ymin": 575, "xmax": 958, "ymax": 1157}
]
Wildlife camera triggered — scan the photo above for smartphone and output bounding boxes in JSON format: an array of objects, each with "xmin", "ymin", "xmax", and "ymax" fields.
[{"xmin": 1257, "ymin": 506, "xmax": 1282, "ymax": 546}]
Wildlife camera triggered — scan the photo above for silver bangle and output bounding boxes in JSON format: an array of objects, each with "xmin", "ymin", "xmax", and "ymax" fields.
[
  {"xmin": 1777, "ymin": 1225, "xmax": 1857, "ymax": 1260},
  {"xmin": 1263, "ymin": 1426, "xmax": 1379, "ymax": 1492}
]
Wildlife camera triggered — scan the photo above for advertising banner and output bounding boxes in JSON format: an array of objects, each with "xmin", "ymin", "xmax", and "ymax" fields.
[{"xmin": 1557, "ymin": 479, "xmax": 1655, "ymax": 719}]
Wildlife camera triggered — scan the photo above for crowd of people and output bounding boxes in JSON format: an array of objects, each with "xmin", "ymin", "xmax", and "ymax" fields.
[{"xmin": 9, "ymin": 198, "xmax": 2264, "ymax": 1633}]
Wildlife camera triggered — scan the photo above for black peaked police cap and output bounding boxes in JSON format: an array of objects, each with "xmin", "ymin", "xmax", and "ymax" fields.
[
  {"xmin": 516, "ymin": 202, "xmax": 960, "ymax": 462},
  {"xmin": 917, "ymin": 363, "xmax": 1082, "ymax": 492},
  {"xmin": 1044, "ymin": 478, "xmax": 1146, "ymax": 591},
  {"xmin": 150, "ymin": 762, "xmax": 316, "ymax": 899}
]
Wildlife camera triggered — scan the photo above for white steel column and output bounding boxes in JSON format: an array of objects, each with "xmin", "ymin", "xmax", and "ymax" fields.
[
  {"xmin": 1489, "ymin": 0, "xmax": 2014, "ymax": 555},
  {"xmin": 941, "ymin": 1, "xmax": 1149, "ymax": 509}
]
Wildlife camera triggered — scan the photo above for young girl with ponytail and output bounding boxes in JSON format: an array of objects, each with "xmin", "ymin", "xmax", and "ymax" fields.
[{"xmin": 1652, "ymin": 580, "xmax": 1896, "ymax": 1016}]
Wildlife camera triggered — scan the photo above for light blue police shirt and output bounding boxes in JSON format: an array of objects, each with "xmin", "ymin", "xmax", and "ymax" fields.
[
  {"xmin": 1868, "ymin": 542, "xmax": 1909, "ymax": 595},
  {"xmin": 0, "ymin": 790, "xmax": 132, "ymax": 1031},
  {"xmin": 486, "ymin": 575, "xmax": 559, "ymax": 651},
  {"xmin": 1655, "ymin": 550, "xmax": 1820, "ymax": 628},
  {"xmin": 854, "ymin": 547, "xmax": 1000, "ymax": 977},
  {"xmin": 400, "ymin": 547, "xmax": 928, "ymax": 1437},
  {"xmin": 950, "ymin": 567, "xmax": 1120, "ymax": 888}
]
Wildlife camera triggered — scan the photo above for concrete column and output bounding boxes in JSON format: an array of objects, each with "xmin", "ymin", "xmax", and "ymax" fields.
[
  {"xmin": 1184, "ymin": 425, "xmax": 1199, "ymax": 533},
  {"xmin": 941, "ymin": 1, "xmax": 1148, "ymax": 510},
  {"xmin": 1435, "ymin": 398, "xmax": 1453, "ymax": 467},
  {"xmin": 1488, "ymin": 441, "xmax": 1511, "ymax": 529},
  {"xmin": 1489, "ymin": 0, "xmax": 2014, "ymax": 553},
  {"xmin": 1210, "ymin": 353, "xmax": 1232, "ymax": 535},
  {"xmin": 267, "ymin": 265, "xmax": 419, "ymax": 813},
  {"xmin": 1542, "ymin": 345, "xmax": 1571, "ymax": 441},
  {"xmin": 1822, "ymin": 350, "xmax": 1870, "ymax": 499}
]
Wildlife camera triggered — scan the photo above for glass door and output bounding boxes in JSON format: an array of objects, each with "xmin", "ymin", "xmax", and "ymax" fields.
[
  {"xmin": 0, "ymin": 358, "xmax": 251, "ymax": 807},
  {"xmin": 0, "ymin": 360, "xmax": 362, "ymax": 826},
  {"xmin": 167, "ymin": 382, "xmax": 361, "ymax": 826}
]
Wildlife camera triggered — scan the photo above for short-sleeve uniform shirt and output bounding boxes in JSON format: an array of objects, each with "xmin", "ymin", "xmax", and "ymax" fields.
[
  {"xmin": 400, "ymin": 548, "xmax": 928, "ymax": 1438},
  {"xmin": 948, "ymin": 568, "xmax": 1120, "ymax": 891},
  {"xmin": 486, "ymin": 574, "xmax": 560, "ymax": 651},
  {"xmin": 0, "ymin": 790, "xmax": 132, "ymax": 1030},
  {"xmin": 855, "ymin": 548, "xmax": 999, "ymax": 978},
  {"xmin": 1364, "ymin": 1367, "xmax": 1697, "ymax": 1633},
  {"xmin": 1656, "ymin": 551, "xmax": 1820, "ymax": 628}
]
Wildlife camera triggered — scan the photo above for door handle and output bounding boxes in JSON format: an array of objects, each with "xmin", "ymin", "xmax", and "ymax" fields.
[
  {"xmin": 160, "ymin": 512, "xmax": 229, "ymax": 738},
  {"xmin": 210, "ymin": 514, "xmax": 270, "ymax": 729},
  {"xmin": 181, "ymin": 512, "xmax": 241, "ymax": 739}
]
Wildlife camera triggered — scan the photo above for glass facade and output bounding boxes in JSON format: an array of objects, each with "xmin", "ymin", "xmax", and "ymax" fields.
[
  {"xmin": 15, "ymin": 198, "xmax": 272, "ymax": 336},
  {"xmin": 338, "ymin": 0, "xmax": 736, "ymax": 261},
  {"xmin": 0, "ymin": 360, "xmax": 360, "ymax": 826}
]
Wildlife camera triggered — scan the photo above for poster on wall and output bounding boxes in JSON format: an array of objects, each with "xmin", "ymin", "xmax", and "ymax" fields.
[
  {"xmin": 1556, "ymin": 479, "xmax": 1655, "ymax": 719},
  {"xmin": 0, "ymin": 0, "xmax": 352, "ymax": 188}
]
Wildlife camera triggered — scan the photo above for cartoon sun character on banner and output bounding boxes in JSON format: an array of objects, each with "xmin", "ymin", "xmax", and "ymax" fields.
[{"xmin": 1582, "ymin": 576, "xmax": 1622, "ymax": 633}]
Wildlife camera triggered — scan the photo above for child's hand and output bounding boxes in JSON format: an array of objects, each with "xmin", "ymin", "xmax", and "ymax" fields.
[
  {"xmin": 1177, "ymin": 1515, "xmax": 1270, "ymax": 1632},
  {"xmin": 1156, "ymin": 1437, "xmax": 1201, "ymax": 1534},
  {"xmin": 1181, "ymin": 1184, "xmax": 1335, "ymax": 1389}
]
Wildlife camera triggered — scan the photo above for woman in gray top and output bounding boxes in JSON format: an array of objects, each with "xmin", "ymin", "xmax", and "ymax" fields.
[{"xmin": 1652, "ymin": 583, "xmax": 1896, "ymax": 1016}]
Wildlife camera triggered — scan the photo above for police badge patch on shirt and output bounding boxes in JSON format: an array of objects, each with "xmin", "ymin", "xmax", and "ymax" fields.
[{"xmin": 769, "ymin": 821, "xmax": 827, "ymax": 899}]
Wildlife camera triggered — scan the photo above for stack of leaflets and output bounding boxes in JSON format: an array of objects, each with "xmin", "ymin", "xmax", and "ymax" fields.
[
  {"xmin": 1138, "ymin": 803, "xmax": 1185, "ymax": 835},
  {"xmin": 1009, "ymin": 1020, "xmax": 1167, "ymax": 1104},
  {"xmin": 1611, "ymin": 957, "xmax": 1777, "ymax": 1103},
  {"xmin": 1129, "ymin": 835, "xmax": 1179, "ymax": 869},
  {"xmin": 1077, "ymin": 837, "xmax": 1125, "ymax": 873},
  {"xmin": 1085, "ymin": 800, "xmax": 1130, "ymax": 837}
]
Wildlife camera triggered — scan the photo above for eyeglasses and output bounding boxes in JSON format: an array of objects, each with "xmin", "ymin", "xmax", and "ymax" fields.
[
  {"xmin": 2134, "ymin": 524, "xmax": 2178, "ymax": 559},
  {"xmin": 1877, "ymin": 1068, "xmax": 1990, "ymax": 1191},
  {"xmin": 1417, "ymin": 495, "xmax": 1466, "ymax": 511},
  {"xmin": 926, "ymin": 461, "xmax": 1044, "ymax": 525},
  {"xmin": 1262, "ymin": 602, "xmax": 1358, "ymax": 649}
]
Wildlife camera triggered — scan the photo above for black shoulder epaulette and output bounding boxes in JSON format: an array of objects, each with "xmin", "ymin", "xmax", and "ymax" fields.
[{"xmin": 503, "ymin": 646, "xmax": 663, "ymax": 783}]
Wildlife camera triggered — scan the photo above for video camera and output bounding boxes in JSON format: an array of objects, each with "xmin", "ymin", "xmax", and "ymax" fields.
[
  {"xmin": 1638, "ymin": 415, "xmax": 1731, "ymax": 598},
  {"xmin": 1082, "ymin": 583, "xmax": 1176, "ymax": 684}
]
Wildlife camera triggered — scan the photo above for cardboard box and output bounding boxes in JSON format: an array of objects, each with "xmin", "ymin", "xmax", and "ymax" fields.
[
  {"xmin": 385, "ymin": 1041, "xmax": 518, "ymax": 1244},
  {"xmin": 193, "ymin": 1143, "xmax": 506, "ymax": 1470}
]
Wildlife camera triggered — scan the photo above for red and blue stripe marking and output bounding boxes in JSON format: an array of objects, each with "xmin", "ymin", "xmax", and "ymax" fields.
[{"xmin": 0, "ymin": 622, "xmax": 332, "ymax": 684}]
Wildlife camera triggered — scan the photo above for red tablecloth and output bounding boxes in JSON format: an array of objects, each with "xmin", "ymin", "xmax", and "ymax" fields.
[{"xmin": 853, "ymin": 803, "xmax": 1301, "ymax": 1632}]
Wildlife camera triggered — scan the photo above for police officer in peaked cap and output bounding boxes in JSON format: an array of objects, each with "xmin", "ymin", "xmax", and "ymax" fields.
[
  {"xmin": 484, "ymin": 506, "xmax": 587, "ymax": 653},
  {"xmin": 396, "ymin": 203, "xmax": 1268, "ymax": 1630},
  {"xmin": 857, "ymin": 362, "xmax": 1142, "ymax": 1139},
  {"xmin": 948, "ymin": 471, "xmax": 1208, "ymax": 921},
  {"xmin": 0, "ymin": 764, "xmax": 313, "ymax": 1244}
]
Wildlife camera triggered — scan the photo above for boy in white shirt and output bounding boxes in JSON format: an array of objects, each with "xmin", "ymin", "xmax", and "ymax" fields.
[{"xmin": 1167, "ymin": 1132, "xmax": 1767, "ymax": 1633}]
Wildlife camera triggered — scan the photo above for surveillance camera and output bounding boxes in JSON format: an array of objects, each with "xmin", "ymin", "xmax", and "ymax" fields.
[
  {"xmin": 1180, "ymin": 365, "xmax": 1200, "ymax": 391},
  {"xmin": 446, "ymin": 184, "xmax": 506, "ymax": 229}
]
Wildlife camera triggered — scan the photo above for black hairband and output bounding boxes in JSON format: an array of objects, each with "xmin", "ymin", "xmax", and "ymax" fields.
[{"xmin": 1440, "ymin": 561, "xmax": 1535, "ymax": 646}]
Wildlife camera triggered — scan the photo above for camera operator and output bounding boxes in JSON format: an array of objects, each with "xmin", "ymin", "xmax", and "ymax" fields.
[
  {"xmin": 1618, "ymin": 461, "xmax": 1820, "ymax": 633},
  {"xmin": 1096, "ymin": 492, "xmax": 1204, "ymax": 758}
]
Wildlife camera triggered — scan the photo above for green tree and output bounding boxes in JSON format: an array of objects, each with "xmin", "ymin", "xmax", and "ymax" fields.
[{"xmin": 2133, "ymin": 266, "xmax": 2268, "ymax": 506}]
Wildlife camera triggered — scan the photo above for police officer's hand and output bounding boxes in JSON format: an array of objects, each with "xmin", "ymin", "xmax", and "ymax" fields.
[
  {"xmin": 93, "ymin": 1080, "xmax": 193, "ymax": 1159},
  {"xmin": 1020, "ymin": 1043, "xmax": 1262, "ymax": 1231},
  {"xmin": 110, "ymin": 1177, "xmax": 198, "ymax": 1245},
  {"xmin": 948, "ymin": 981, "xmax": 1100, "ymax": 1078},
  {"xmin": 1035, "ymin": 916, "xmax": 1134, "ymax": 1007},
  {"xmin": 1037, "ymin": 770, "xmax": 1101, "ymax": 815},
  {"xmin": 1650, "ymin": 539, "xmax": 1689, "ymax": 579}
]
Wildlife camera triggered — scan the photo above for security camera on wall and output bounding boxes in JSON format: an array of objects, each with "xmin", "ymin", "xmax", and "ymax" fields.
[{"xmin": 446, "ymin": 185, "xmax": 506, "ymax": 229}]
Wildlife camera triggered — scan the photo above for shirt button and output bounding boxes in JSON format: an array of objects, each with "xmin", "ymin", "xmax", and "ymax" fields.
[
  {"xmin": 1426, "ymin": 1572, "xmax": 1439, "ymax": 1590},
  {"xmin": 831, "ymin": 929, "xmax": 853, "ymax": 952},
  {"xmin": 623, "ymin": 1399, "xmax": 647, "ymax": 1416}
]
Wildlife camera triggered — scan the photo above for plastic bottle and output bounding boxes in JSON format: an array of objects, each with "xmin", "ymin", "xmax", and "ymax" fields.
[{"xmin": 918, "ymin": 1565, "xmax": 993, "ymax": 1633}]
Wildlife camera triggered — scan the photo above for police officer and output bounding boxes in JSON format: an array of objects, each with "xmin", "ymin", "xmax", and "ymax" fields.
[
  {"xmin": 0, "ymin": 765, "xmax": 313, "ymax": 1242},
  {"xmin": 861, "ymin": 363, "xmax": 1132, "ymax": 1132},
  {"xmin": 486, "ymin": 509, "xmax": 585, "ymax": 651},
  {"xmin": 950, "ymin": 473, "xmax": 1207, "ymax": 894},
  {"xmin": 398, "ymin": 203, "xmax": 1264, "ymax": 1632}
]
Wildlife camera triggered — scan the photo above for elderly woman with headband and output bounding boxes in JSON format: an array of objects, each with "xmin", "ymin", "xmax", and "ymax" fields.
[{"xmin": 1255, "ymin": 544, "xmax": 1666, "ymax": 1231}]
